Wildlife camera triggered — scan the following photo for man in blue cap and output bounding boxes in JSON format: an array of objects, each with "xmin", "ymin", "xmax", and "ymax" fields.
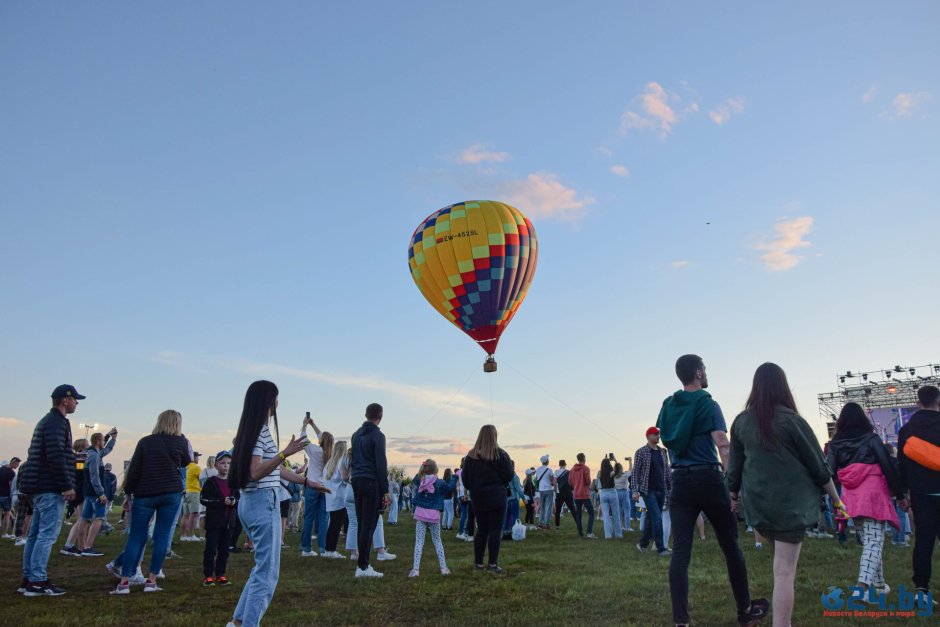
[{"xmin": 17, "ymin": 385, "xmax": 85, "ymax": 597}]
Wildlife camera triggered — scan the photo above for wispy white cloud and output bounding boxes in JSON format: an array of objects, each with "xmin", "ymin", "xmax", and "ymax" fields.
[
  {"xmin": 386, "ymin": 436, "xmax": 471, "ymax": 458},
  {"xmin": 500, "ymin": 172, "xmax": 594, "ymax": 222},
  {"xmin": 505, "ymin": 443, "xmax": 550, "ymax": 450},
  {"xmin": 619, "ymin": 82, "xmax": 699, "ymax": 138},
  {"xmin": 754, "ymin": 216, "xmax": 814, "ymax": 271},
  {"xmin": 0, "ymin": 417, "xmax": 22, "ymax": 428},
  {"xmin": 152, "ymin": 351, "xmax": 507, "ymax": 417},
  {"xmin": 456, "ymin": 143, "xmax": 511, "ymax": 165},
  {"xmin": 609, "ymin": 164, "xmax": 630, "ymax": 178},
  {"xmin": 670, "ymin": 260, "xmax": 693, "ymax": 269},
  {"xmin": 890, "ymin": 91, "xmax": 931, "ymax": 117},
  {"xmin": 597, "ymin": 146, "xmax": 614, "ymax": 158},
  {"xmin": 862, "ymin": 85, "xmax": 877, "ymax": 103},
  {"xmin": 620, "ymin": 82, "xmax": 678, "ymax": 137},
  {"xmin": 708, "ymin": 97, "xmax": 746, "ymax": 125}
]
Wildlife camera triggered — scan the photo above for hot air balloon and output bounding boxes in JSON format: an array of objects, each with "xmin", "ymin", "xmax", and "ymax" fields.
[{"xmin": 408, "ymin": 200, "xmax": 538, "ymax": 372}]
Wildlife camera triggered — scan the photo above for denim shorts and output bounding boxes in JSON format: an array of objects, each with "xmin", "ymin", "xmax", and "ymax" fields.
[
  {"xmin": 0, "ymin": 496, "xmax": 11, "ymax": 512},
  {"xmin": 81, "ymin": 496, "xmax": 108, "ymax": 520}
]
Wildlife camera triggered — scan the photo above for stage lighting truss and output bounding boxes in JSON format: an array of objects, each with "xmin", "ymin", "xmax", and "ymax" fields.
[{"xmin": 818, "ymin": 363, "xmax": 940, "ymax": 438}]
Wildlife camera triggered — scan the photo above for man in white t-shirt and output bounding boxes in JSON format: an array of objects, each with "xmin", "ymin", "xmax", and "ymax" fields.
[{"xmin": 535, "ymin": 454, "xmax": 556, "ymax": 528}]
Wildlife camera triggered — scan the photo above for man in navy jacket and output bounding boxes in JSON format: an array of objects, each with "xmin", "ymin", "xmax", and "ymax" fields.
[{"xmin": 18, "ymin": 385, "xmax": 84, "ymax": 597}]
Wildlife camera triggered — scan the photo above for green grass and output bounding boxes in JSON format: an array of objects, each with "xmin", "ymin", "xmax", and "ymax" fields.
[{"xmin": 0, "ymin": 515, "xmax": 931, "ymax": 626}]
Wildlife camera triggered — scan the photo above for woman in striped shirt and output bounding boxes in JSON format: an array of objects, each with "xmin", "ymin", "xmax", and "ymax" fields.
[{"xmin": 226, "ymin": 381, "xmax": 329, "ymax": 627}]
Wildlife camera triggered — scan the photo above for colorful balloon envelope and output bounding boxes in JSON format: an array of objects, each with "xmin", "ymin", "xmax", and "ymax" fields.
[{"xmin": 408, "ymin": 200, "xmax": 538, "ymax": 371}]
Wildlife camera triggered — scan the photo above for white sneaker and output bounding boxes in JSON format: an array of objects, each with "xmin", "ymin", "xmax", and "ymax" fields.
[
  {"xmin": 463, "ymin": 535, "xmax": 474, "ymax": 542},
  {"xmin": 128, "ymin": 573, "xmax": 146, "ymax": 585},
  {"xmin": 455, "ymin": 533, "xmax": 466, "ymax": 540},
  {"xmin": 323, "ymin": 551, "xmax": 345, "ymax": 559},
  {"xmin": 355, "ymin": 566, "xmax": 383, "ymax": 578},
  {"xmin": 156, "ymin": 570, "xmax": 165, "ymax": 579},
  {"xmin": 377, "ymin": 551, "xmax": 396, "ymax": 561},
  {"xmin": 408, "ymin": 569, "xmax": 419, "ymax": 577},
  {"xmin": 14, "ymin": 538, "xmax": 26, "ymax": 546},
  {"xmin": 301, "ymin": 550, "xmax": 318, "ymax": 557},
  {"xmin": 349, "ymin": 551, "xmax": 359, "ymax": 561},
  {"xmin": 441, "ymin": 567, "xmax": 451, "ymax": 575}
]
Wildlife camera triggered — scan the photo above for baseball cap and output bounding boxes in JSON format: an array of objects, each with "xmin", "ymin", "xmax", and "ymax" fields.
[
  {"xmin": 193, "ymin": 451, "xmax": 201, "ymax": 458},
  {"xmin": 51, "ymin": 384, "xmax": 86, "ymax": 400},
  {"xmin": 646, "ymin": 426, "xmax": 660, "ymax": 436},
  {"xmin": 540, "ymin": 454, "xmax": 549, "ymax": 463},
  {"xmin": 524, "ymin": 468, "xmax": 535, "ymax": 476},
  {"xmin": 216, "ymin": 450, "xmax": 232, "ymax": 461}
]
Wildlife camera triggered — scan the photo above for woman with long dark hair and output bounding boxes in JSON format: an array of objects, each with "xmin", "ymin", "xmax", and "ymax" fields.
[
  {"xmin": 460, "ymin": 425, "xmax": 513, "ymax": 572},
  {"xmin": 827, "ymin": 402, "xmax": 905, "ymax": 599},
  {"xmin": 226, "ymin": 381, "xmax": 329, "ymax": 627},
  {"xmin": 727, "ymin": 363, "xmax": 843, "ymax": 627}
]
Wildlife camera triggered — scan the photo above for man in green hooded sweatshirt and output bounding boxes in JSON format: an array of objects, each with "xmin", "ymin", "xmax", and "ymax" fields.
[{"xmin": 657, "ymin": 355, "xmax": 768, "ymax": 627}]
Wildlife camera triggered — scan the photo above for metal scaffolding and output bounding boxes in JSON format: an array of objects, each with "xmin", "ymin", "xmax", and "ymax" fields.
[{"xmin": 818, "ymin": 363, "xmax": 940, "ymax": 438}]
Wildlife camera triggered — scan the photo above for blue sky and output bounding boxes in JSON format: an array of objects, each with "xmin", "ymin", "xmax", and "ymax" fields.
[{"xmin": 2, "ymin": 2, "xmax": 938, "ymax": 472}]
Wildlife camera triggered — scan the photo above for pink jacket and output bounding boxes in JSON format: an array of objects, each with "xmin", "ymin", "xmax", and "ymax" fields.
[{"xmin": 837, "ymin": 463, "xmax": 900, "ymax": 530}]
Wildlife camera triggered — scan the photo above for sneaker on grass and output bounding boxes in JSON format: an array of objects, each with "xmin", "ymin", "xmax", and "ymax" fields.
[
  {"xmin": 109, "ymin": 583, "xmax": 130, "ymax": 596},
  {"xmin": 81, "ymin": 547, "xmax": 104, "ymax": 557},
  {"xmin": 408, "ymin": 569, "xmax": 419, "ymax": 578},
  {"xmin": 203, "ymin": 577, "xmax": 215, "ymax": 587},
  {"xmin": 376, "ymin": 550, "xmax": 396, "ymax": 561},
  {"xmin": 143, "ymin": 581, "xmax": 162, "ymax": 592},
  {"xmin": 301, "ymin": 550, "xmax": 317, "ymax": 557},
  {"xmin": 737, "ymin": 598, "xmax": 769, "ymax": 626},
  {"xmin": 215, "ymin": 576, "xmax": 231, "ymax": 586},
  {"xmin": 24, "ymin": 581, "xmax": 66, "ymax": 597},
  {"xmin": 355, "ymin": 566, "xmax": 383, "ymax": 578}
]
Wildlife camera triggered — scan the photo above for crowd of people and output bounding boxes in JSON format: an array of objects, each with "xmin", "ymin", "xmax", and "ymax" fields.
[{"xmin": 3, "ymin": 355, "xmax": 939, "ymax": 626}]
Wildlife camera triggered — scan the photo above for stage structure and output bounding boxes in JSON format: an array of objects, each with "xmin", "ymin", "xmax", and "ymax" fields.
[{"xmin": 818, "ymin": 363, "xmax": 940, "ymax": 443}]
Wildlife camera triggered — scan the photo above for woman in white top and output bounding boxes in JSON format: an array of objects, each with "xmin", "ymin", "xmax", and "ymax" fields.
[
  {"xmin": 299, "ymin": 415, "xmax": 333, "ymax": 557},
  {"xmin": 226, "ymin": 381, "xmax": 329, "ymax": 627}
]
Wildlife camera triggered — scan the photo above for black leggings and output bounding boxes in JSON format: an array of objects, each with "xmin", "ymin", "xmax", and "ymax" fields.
[
  {"xmin": 472, "ymin": 502, "xmax": 507, "ymax": 566},
  {"xmin": 325, "ymin": 509, "xmax": 347, "ymax": 552}
]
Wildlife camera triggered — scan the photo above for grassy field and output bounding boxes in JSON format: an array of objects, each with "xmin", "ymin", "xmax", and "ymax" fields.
[{"xmin": 0, "ymin": 514, "xmax": 932, "ymax": 626}]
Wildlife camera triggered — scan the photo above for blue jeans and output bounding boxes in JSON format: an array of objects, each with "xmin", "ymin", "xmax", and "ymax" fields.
[
  {"xmin": 639, "ymin": 490, "xmax": 666, "ymax": 551},
  {"xmin": 166, "ymin": 494, "xmax": 184, "ymax": 543},
  {"xmin": 119, "ymin": 492, "xmax": 181, "ymax": 578},
  {"xmin": 538, "ymin": 491, "xmax": 555, "ymax": 526},
  {"xmin": 233, "ymin": 489, "xmax": 281, "ymax": 627},
  {"xmin": 442, "ymin": 499, "xmax": 454, "ymax": 528},
  {"xmin": 617, "ymin": 489, "xmax": 632, "ymax": 529},
  {"xmin": 300, "ymin": 488, "xmax": 327, "ymax": 553},
  {"xmin": 599, "ymin": 489, "xmax": 623, "ymax": 538},
  {"xmin": 458, "ymin": 500, "xmax": 470, "ymax": 534},
  {"xmin": 504, "ymin": 496, "xmax": 520, "ymax": 532},
  {"xmin": 388, "ymin": 495, "xmax": 399, "ymax": 524},
  {"xmin": 23, "ymin": 492, "xmax": 66, "ymax": 582}
]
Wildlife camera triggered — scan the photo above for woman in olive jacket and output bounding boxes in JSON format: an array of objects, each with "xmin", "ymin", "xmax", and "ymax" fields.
[{"xmin": 461, "ymin": 425, "xmax": 514, "ymax": 572}]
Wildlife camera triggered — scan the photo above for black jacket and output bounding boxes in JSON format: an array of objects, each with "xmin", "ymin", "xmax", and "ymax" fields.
[
  {"xmin": 827, "ymin": 432, "xmax": 903, "ymax": 498},
  {"xmin": 124, "ymin": 434, "xmax": 192, "ymax": 497},
  {"xmin": 200, "ymin": 476, "xmax": 239, "ymax": 528},
  {"xmin": 897, "ymin": 409, "xmax": 940, "ymax": 495},
  {"xmin": 462, "ymin": 449, "xmax": 514, "ymax": 511},
  {"xmin": 18, "ymin": 409, "xmax": 75, "ymax": 495},
  {"xmin": 350, "ymin": 421, "xmax": 388, "ymax": 495}
]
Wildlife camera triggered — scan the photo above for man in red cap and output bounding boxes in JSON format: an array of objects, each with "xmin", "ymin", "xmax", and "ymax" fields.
[{"xmin": 632, "ymin": 426, "xmax": 670, "ymax": 555}]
